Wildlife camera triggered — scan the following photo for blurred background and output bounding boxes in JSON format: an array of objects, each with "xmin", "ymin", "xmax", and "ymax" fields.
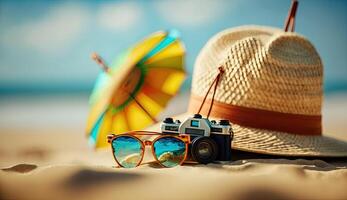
[{"xmin": 0, "ymin": 0, "xmax": 346, "ymax": 141}]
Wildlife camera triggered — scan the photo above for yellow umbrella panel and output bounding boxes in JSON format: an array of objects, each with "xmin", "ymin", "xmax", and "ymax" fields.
[{"xmin": 86, "ymin": 30, "xmax": 185, "ymax": 148}]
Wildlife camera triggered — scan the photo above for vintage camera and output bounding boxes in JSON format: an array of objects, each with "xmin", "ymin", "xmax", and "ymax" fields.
[{"xmin": 161, "ymin": 114, "xmax": 233, "ymax": 164}]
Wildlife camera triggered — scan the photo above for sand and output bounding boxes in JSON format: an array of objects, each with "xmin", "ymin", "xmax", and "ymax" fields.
[{"xmin": 1, "ymin": 93, "xmax": 347, "ymax": 200}]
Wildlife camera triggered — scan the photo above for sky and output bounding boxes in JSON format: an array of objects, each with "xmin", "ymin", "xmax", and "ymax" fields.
[{"xmin": 0, "ymin": 0, "xmax": 346, "ymax": 95}]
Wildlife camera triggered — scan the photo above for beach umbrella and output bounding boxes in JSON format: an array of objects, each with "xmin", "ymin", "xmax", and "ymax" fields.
[{"xmin": 86, "ymin": 30, "xmax": 186, "ymax": 148}]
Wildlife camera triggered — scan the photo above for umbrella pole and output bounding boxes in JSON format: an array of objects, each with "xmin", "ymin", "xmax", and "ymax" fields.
[
  {"xmin": 128, "ymin": 92, "xmax": 158, "ymax": 123},
  {"xmin": 91, "ymin": 52, "xmax": 110, "ymax": 72}
]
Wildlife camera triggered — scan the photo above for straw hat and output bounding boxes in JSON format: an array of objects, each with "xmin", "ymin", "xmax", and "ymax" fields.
[{"xmin": 148, "ymin": 25, "xmax": 347, "ymax": 157}]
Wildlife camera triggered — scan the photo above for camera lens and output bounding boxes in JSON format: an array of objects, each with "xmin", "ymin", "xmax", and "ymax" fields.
[
  {"xmin": 191, "ymin": 137, "xmax": 218, "ymax": 164},
  {"xmin": 197, "ymin": 142, "xmax": 212, "ymax": 158}
]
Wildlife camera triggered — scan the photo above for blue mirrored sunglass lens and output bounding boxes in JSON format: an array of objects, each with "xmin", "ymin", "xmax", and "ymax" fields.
[
  {"xmin": 153, "ymin": 137, "xmax": 186, "ymax": 168},
  {"xmin": 112, "ymin": 136, "xmax": 143, "ymax": 168}
]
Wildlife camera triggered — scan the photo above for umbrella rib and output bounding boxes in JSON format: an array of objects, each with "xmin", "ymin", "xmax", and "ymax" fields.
[{"xmin": 128, "ymin": 92, "xmax": 158, "ymax": 123}]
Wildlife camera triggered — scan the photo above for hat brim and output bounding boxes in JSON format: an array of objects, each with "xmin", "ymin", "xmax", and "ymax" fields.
[{"xmin": 146, "ymin": 112, "xmax": 347, "ymax": 157}]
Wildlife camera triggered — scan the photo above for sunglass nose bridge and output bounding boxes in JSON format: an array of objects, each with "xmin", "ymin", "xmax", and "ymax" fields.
[{"xmin": 144, "ymin": 140, "xmax": 152, "ymax": 145}]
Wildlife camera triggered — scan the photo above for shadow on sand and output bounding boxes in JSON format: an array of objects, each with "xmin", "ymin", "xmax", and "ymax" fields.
[{"xmin": 62, "ymin": 168, "xmax": 142, "ymax": 189}]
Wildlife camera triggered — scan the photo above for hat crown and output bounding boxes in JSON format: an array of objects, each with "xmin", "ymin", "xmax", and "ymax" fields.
[{"xmin": 192, "ymin": 26, "xmax": 323, "ymax": 116}]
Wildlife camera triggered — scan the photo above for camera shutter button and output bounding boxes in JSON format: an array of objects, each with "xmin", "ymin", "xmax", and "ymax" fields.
[{"xmin": 164, "ymin": 117, "xmax": 174, "ymax": 123}]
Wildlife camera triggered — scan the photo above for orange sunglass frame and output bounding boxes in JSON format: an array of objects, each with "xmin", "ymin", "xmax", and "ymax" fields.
[{"xmin": 107, "ymin": 131, "xmax": 190, "ymax": 168}]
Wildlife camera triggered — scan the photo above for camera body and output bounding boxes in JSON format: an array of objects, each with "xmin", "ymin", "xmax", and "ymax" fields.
[{"xmin": 161, "ymin": 114, "xmax": 233, "ymax": 164}]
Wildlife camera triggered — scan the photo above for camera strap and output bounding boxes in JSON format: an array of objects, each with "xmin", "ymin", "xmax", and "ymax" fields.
[{"xmin": 197, "ymin": 66, "xmax": 225, "ymax": 119}]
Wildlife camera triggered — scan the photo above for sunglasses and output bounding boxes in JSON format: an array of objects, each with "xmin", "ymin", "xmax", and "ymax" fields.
[{"xmin": 107, "ymin": 131, "xmax": 190, "ymax": 168}]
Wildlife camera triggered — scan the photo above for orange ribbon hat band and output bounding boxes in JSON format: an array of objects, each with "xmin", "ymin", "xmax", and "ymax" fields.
[{"xmin": 188, "ymin": 94, "xmax": 322, "ymax": 136}]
